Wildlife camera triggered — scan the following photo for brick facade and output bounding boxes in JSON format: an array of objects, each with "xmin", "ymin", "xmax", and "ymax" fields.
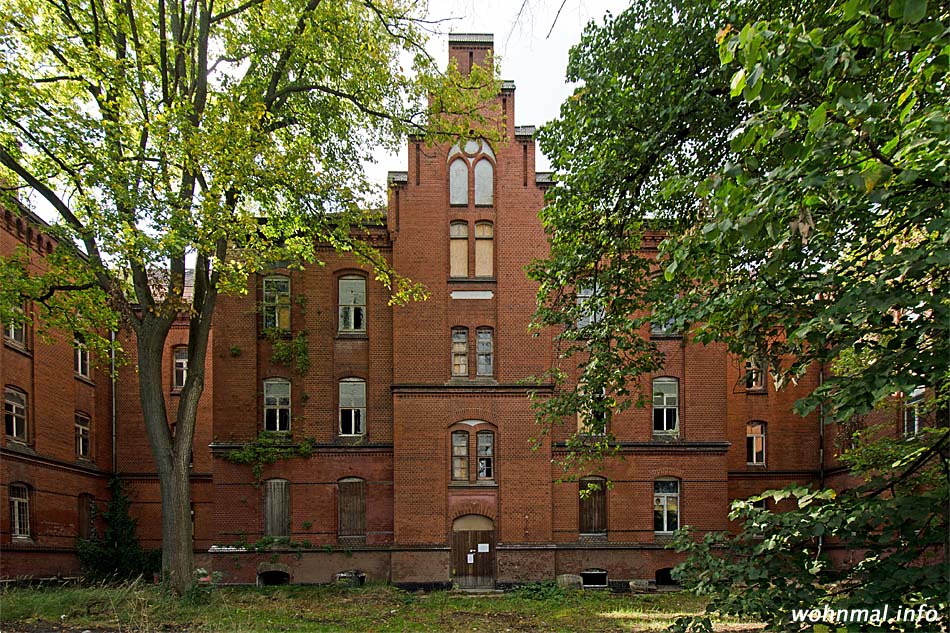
[{"xmin": 1, "ymin": 34, "xmax": 915, "ymax": 586}]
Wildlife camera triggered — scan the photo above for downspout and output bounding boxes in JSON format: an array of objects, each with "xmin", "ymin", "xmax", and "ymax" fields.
[
  {"xmin": 818, "ymin": 361, "xmax": 825, "ymax": 489},
  {"xmin": 111, "ymin": 329, "xmax": 117, "ymax": 473}
]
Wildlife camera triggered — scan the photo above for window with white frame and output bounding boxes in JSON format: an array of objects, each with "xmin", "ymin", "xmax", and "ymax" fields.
[
  {"xmin": 173, "ymin": 347, "xmax": 188, "ymax": 391},
  {"xmin": 262, "ymin": 276, "xmax": 291, "ymax": 330},
  {"xmin": 476, "ymin": 431, "xmax": 494, "ymax": 480},
  {"xmin": 10, "ymin": 483, "xmax": 30, "ymax": 539},
  {"xmin": 476, "ymin": 328, "xmax": 493, "ymax": 376},
  {"xmin": 653, "ymin": 478, "xmax": 680, "ymax": 533},
  {"xmin": 338, "ymin": 276, "xmax": 366, "ymax": 333},
  {"xmin": 4, "ymin": 387, "xmax": 27, "ymax": 441},
  {"xmin": 75, "ymin": 412, "xmax": 91, "ymax": 458},
  {"xmin": 650, "ymin": 312, "xmax": 676, "ymax": 337},
  {"xmin": 263, "ymin": 378, "xmax": 291, "ymax": 432},
  {"xmin": 903, "ymin": 386, "xmax": 925, "ymax": 436},
  {"xmin": 745, "ymin": 358, "xmax": 765, "ymax": 391},
  {"xmin": 576, "ymin": 285, "xmax": 604, "ymax": 330},
  {"xmin": 339, "ymin": 378, "xmax": 366, "ymax": 436},
  {"xmin": 652, "ymin": 378, "xmax": 679, "ymax": 435},
  {"xmin": 3, "ymin": 305, "xmax": 26, "ymax": 347},
  {"xmin": 451, "ymin": 328, "xmax": 469, "ymax": 377},
  {"xmin": 577, "ymin": 382, "xmax": 609, "ymax": 435},
  {"xmin": 746, "ymin": 421, "xmax": 765, "ymax": 465},
  {"xmin": 74, "ymin": 339, "xmax": 90, "ymax": 378}
]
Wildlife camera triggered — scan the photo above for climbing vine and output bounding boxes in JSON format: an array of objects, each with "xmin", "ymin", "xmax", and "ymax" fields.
[
  {"xmin": 224, "ymin": 433, "xmax": 317, "ymax": 482},
  {"xmin": 264, "ymin": 329, "xmax": 310, "ymax": 375}
]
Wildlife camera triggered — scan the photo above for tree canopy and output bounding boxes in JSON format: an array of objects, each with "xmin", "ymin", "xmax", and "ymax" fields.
[
  {"xmin": 531, "ymin": 0, "xmax": 948, "ymax": 627},
  {"xmin": 0, "ymin": 0, "xmax": 496, "ymax": 593}
]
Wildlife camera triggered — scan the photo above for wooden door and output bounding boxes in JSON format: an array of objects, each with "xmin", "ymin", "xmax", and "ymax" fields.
[{"xmin": 451, "ymin": 529, "xmax": 496, "ymax": 589}]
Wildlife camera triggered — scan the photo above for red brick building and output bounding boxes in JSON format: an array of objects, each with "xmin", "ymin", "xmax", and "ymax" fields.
[{"xmin": 0, "ymin": 34, "xmax": 913, "ymax": 587}]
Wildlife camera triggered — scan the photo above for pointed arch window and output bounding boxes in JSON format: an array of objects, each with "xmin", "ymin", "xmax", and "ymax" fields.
[
  {"xmin": 474, "ymin": 160, "xmax": 494, "ymax": 205},
  {"xmin": 449, "ymin": 159, "xmax": 469, "ymax": 205}
]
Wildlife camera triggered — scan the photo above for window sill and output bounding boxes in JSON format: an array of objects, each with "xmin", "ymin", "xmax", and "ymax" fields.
[
  {"xmin": 746, "ymin": 463, "xmax": 767, "ymax": 468},
  {"xmin": 447, "ymin": 277, "xmax": 496, "ymax": 284},
  {"xmin": 3, "ymin": 440, "xmax": 36, "ymax": 455},
  {"xmin": 650, "ymin": 333, "xmax": 682, "ymax": 340},
  {"xmin": 448, "ymin": 481, "xmax": 497, "ymax": 488},
  {"xmin": 74, "ymin": 374, "xmax": 95, "ymax": 386},
  {"xmin": 651, "ymin": 432, "xmax": 680, "ymax": 442},
  {"xmin": 445, "ymin": 377, "xmax": 498, "ymax": 387},
  {"xmin": 3, "ymin": 339, "xmax": 31, "ymax": 356},
  {"xmin": 171, "ymin": 388, "xmax": 182, "ymax": 396},
  {"xmin": 654, "ymin": 533, "xmax": 674, "ymax": 543},
  {"xmin": 336, "ymin": 332, "xmax": 368, "ymax": 340},
  {"xmin": 745, "ymin": 389, "xmax": 767, "ymax": 396}
]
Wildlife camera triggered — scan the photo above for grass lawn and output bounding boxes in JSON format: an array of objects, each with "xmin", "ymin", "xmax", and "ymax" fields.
[{"xmin": 1, "ymin": 581, "xmax": 763, "ymax": 632}]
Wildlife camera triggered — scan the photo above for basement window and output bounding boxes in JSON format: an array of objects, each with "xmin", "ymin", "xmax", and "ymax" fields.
[
  {"xmin": 581, "ymin": 568, "xmax": 608, "ymax": 588},
  {"xmin": 258, "ymin": 570, "xmax": 290, "ymax": 586}
]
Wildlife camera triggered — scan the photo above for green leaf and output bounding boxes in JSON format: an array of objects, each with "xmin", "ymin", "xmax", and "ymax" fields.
[
  {"xmin": 902, "ymin": 0, "xmax": 927, "ymax": 23},
  {"xmin": 730, "ymin": 68, "xmax": 747, "ymax": 97},
  {"xmin": 808, "ymin": 103, "xmax": 828, "ymax": 133}
]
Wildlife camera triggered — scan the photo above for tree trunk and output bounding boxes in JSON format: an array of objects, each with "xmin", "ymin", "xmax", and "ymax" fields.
[{"xmin": 135, "ymin": 316, "xmax": 197, "ymax": 595}]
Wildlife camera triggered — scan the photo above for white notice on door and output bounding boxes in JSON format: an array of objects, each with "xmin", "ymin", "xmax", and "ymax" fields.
[
  {"xmin": 477, "ymin": 543, "xmax": 489, "ymax": 553},
  {"xmin": 467, "ymin": 554, "xmax": 475, "ymax": 564}
]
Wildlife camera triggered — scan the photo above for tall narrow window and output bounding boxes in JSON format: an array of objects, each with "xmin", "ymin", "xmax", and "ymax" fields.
[
  {"xmin": 338, "ymin": 276, "xmax": 366, "ymax": 332},
  {"xmin": 263, "ymin": 379, "xmax": 291, "ymax": 432},
  {"xmin": 903, "ymin": 386, "xmax": 925, "ymax": 436},
  {"xmin": 654, "ymin": 479, "xmax": 680, "ymax": 533},
  {"xmin": 451, "ymin": 328, "xmax": 469, "ymax": 377},
  {"xmin": 263, "ymin": 478, "xmax": 290, "ymax": 537},
  {"xmin": 449, "ymin": 159, "xmax": 469, "ymax": 205},
  {"xmin": 75, "ymin": 412, "xmax": 91, "ymax": 458},
  {"xmin": 577, "ymin": 285, "xmax": 603, "ymax": 329},
  {"xmin": 339, "ymin": 378, "xmax": 366, "ymax": 436},
  {"xmin": 745, "ymin": 358, "xmax": 765, "ymax": 391},
  {"xmin": 451, "ymin": 431, "xmax": 469, "ymax": 481},
  {"xmin": 10, "ymin": 483, "xmax": 30, "ymax": 539},
  {"xmin": 173, "ymin": 347, "xmax": 188, "ymax": 391},
  {"xmin": 337, "ymin": 478, "xmax": 366, "ymax": 540},
  {"xmin": 746, "ymin": 422, "xmax": 766, "ymax": 465},
  {"xmin": 74, "ymin": 339, "xmax": 90, "ymax": 378},
  {"xmin": 449, "ymin": 222, "xmax": 469, "ymax": 278},
  {"xmin": 262, "ymin": 276, "xmax": 291, "ymax": 330},
  {"xmin": 78, "ymin": 493, "xmax": 95, "ymax": 539},
  {"xmin": 4, "ymin": 387, "xmax": 27, "ymax": 441},
  {"xmin": 476, "ymin": 431, "xmax": 494, "ymax": 481},
  {"xmin": 579, "ymin": 477, "xmax": 606, "ymax": 534},
  {"xmin": 473, "ymin": 159, "xmax": 494, "ymax": 205},
  {"xmin": 474, "ymin": 222, "xmax": 493, "ymax": 277},
  {"xmin": 476, "ymin": 329, "xmax": 493, "ymax": 377},
  {"xmin": 652, "ymin": 378, "xmax": 679, "ymax": 435},
  {"xmin": 3, "ymin": 305, "xmax": 26, "ymax": 346}
]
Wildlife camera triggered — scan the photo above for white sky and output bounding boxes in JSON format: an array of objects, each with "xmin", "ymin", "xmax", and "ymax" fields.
[{"xmin": 366, "ymin": 0, "xmax": 630, "ymax": 187}]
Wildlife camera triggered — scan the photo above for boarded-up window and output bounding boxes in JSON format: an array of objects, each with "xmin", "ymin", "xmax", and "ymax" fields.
[
  {"xmin": 474, "ymin": 159, "xmax": 494, "ymax": 205},
  {"xmin": 338, "ymin": 478, "xmax": 366, "ymax": 539},
  {"xmin": 450, "ymin": 222, "xmax": 468, "ymax": 278},
  {"xmin": 78, "ymin": 493, "xmax": 95, "ymax": 539},
  {"xmin": 264, "ymin": 479, "xmax": 290, "ymax": 537},
  {"xmin": 579, "ymin": 477, "xmax": 606, "ymax": 534},
  {"xmin": 474, "ymin": 222, "xmax": 493, "ymax": 277},
  {"xmin": 449, "ymin": 159, "xmax": 468, "ymax": 205},
  {"xmin": 451, "ymin": 329, "xmax": 468, "ymax": 377}
]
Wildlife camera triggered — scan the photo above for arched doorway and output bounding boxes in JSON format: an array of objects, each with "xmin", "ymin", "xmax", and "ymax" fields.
[{"xmin": 451, "ymin": 514, "xmax": 495, "ymax": 589}]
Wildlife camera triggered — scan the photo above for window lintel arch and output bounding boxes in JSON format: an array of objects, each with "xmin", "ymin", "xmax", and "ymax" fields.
[{"xmin": 448, "ymin": 418, "xmax": 495, "ymax": 430}]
